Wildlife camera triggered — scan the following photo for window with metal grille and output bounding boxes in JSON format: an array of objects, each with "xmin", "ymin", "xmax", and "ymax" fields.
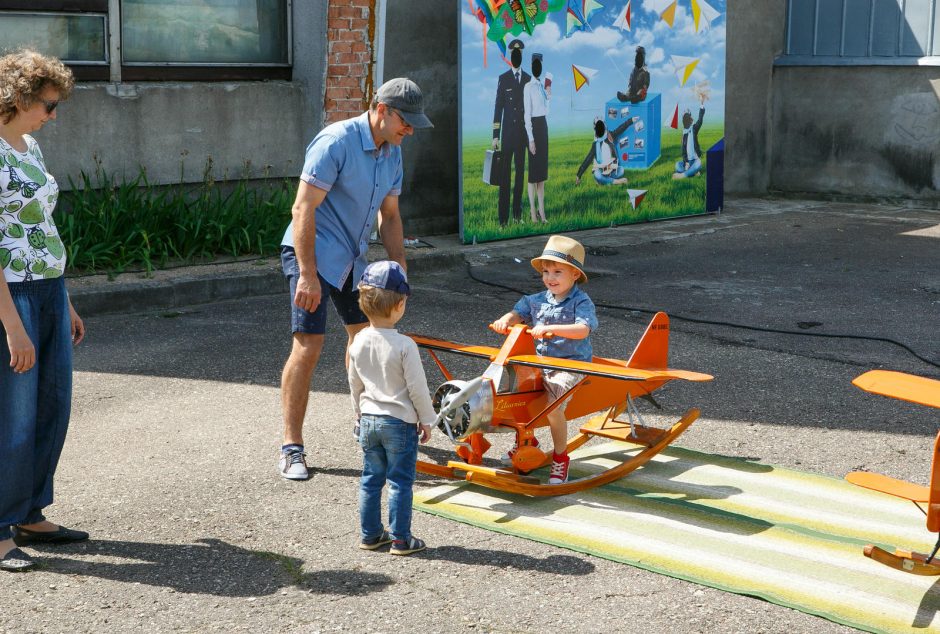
[{"xmin": 781, "ymin": 0, "xmax": 940, "ymax": 65}]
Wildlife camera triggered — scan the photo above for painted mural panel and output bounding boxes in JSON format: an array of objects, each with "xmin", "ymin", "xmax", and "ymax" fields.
[{"xmin": 459, "ymin": 0, "xmax": 726, "ymax": 243}]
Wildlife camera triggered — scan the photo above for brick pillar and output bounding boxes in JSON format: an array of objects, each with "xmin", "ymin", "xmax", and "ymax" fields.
[{"xmin": 325, "ymin": 0, "xmax": 376, "ymax": 124}]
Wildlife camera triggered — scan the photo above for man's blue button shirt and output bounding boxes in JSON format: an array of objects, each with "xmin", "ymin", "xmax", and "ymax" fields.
[{"xmin": 282, "ymin": 111, "xmax": 403, "ymax": 288}]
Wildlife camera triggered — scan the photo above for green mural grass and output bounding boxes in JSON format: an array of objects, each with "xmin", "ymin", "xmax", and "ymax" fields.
[{"xmin": 461, "ymin": 126, "xmax": 723, "ymax": 244}]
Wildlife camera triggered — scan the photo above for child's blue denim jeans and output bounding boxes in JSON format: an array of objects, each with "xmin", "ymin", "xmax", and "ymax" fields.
[
  {"xmin": 0, "ymin": 277, "xmax": 73, "ymax": 541},
  {"xmin": 358, "ymin": 414, "xmax": 419, "ymax": 543}
]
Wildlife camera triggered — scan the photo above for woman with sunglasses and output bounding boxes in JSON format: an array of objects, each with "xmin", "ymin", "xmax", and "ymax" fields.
[{"xmin": 0, "ymin": 49, "xmax": 87, "ymax": 572}]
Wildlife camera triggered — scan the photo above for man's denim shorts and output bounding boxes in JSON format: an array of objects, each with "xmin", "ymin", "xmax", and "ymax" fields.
[{"xmin": 281, "ymin": 246, "xmax": 368, "ymax": 335}]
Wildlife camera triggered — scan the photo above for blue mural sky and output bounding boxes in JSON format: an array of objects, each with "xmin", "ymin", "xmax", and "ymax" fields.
[{"xmin": 460, "ymin": 0, "xmax": 726, "ymax": 137}]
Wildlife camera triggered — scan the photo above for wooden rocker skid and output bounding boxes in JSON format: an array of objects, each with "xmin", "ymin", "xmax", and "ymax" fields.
[
  {"xmin": 416, "ymin": 408, "xmax": 700, "ymax": 497},
  {"xmin": 863, "ymin": 544, "xmax": 940, "ymax": 576}
]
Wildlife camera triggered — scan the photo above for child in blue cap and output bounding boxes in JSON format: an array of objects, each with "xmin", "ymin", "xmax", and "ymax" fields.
[{"xmin": 348, "ymin": 260, "xmax": 435, "ymax": 555}]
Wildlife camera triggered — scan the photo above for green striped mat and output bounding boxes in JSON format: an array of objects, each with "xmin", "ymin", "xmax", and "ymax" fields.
[{"xmin": 414, "ymin": 442, "xmax": 940, "ymax": 634}]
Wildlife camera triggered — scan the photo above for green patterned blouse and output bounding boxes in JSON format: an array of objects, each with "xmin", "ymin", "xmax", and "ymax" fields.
[{"xmin": 0, "ymin": 135, "xmax": 66, "ymax": 283}]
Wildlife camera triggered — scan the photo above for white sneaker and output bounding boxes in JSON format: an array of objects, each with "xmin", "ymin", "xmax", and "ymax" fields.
[{"xmin": 279, "ymin": 449, "xmax": 309, "ymax": 480}]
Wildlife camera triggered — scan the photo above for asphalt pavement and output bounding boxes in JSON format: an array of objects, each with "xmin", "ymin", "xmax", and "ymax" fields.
[{"xmin": 3, "ymin": 197, "xmax": 939, "ymax": 634}]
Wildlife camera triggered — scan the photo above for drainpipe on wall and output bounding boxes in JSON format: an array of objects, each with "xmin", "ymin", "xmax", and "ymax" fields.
[
  {"xmin": 372, "ymin": 0, "xmax": 387, "ymax": 94},
  {"xmin": 108, "ymin": 0, "xmax": 121, "ymax": 83}
]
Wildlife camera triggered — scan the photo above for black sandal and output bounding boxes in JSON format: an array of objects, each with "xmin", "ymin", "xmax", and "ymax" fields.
[
  {"xmin": 13, "ymin": 525, "xmax": 89, "ymax": 546},
  {"xmin": 0, "ymin": 547, "xmax": 35, "ymax": 572}
]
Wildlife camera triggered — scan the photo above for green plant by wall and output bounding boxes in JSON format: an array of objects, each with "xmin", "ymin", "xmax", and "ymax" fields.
[{"xmin": 58, "ymin": 161, "xmax": 293, "ymax": 275}]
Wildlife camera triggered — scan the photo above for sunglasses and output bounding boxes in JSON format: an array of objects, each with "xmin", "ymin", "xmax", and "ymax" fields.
[
  {"xmin": 41, "ymin": 99, "xmax": 59, "ymax": 115},
  {"xmin": 389, "ymin": 108, "xmax": 413, "ymax": 130}
]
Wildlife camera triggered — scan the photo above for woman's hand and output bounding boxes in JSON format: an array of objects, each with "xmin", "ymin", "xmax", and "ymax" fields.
[
  {"xmin": 68, "ymin": 300, "xmax": 85, "ymax": 345},
  {"xmin": 6, "ymin": 326, "xmax": 35, "ymax": 373},
  {"xmin": 529, "ymin": 140, "xmax": 536, "ymax": 155}
]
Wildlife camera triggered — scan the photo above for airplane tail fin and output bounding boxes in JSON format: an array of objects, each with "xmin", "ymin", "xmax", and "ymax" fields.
[{"xmin": 626, "ymin": 312, "xmax": 670, "ymax": 370}]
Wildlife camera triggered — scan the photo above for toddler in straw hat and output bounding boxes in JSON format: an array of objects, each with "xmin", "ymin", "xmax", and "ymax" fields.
[{"xmin": 490, "ymin": 235, "xmax": 598, "ymax": 484}]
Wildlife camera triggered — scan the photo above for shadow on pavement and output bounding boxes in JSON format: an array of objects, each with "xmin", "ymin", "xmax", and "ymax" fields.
[
  {"xmin": 31, "ymin": 538, "xmax": 393, "ymax": 597},
  {"xmin": 419, "ymin": 545, "xmax": 596, "ymax": 575}
]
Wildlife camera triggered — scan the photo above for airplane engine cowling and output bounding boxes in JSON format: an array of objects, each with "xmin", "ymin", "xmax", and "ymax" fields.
[{"xmin": 432, "ymin": 379, "xmax": 494, "ymax": 439}]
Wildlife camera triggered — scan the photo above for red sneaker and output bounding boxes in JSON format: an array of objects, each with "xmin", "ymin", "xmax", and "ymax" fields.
[{"xmin": 549, "ymin": 452, "xmax": 570, "ymax": 484}]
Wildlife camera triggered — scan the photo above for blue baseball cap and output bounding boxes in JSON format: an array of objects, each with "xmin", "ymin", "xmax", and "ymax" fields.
[{"xmin": 360, "ymin": 260, "xmax": 411, "ymax": 296}]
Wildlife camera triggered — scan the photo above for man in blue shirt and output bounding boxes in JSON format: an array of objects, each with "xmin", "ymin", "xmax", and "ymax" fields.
[{"xmin": 278, "ymin": 78, "xmax": 433, "ymax": 480}]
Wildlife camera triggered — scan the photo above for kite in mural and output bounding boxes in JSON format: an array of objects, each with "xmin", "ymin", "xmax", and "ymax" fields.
[
  {"xmin": 671, "ymin": 55, "xmax": 700, "ymax": 87},
  {"xmin": 645, "ymin": 0, "xmax": 677, "ymax": 27},
  {"xmin": 565, "ymin": 0, "xmax": 604, "ymax": 36},
  {"xmin": 613, "ymin": 0, "xmax": 632, "ymax": 30},
  {"xmin": 571, "ymin": 63, "xmax": 598, "ymax": 91},
  {"xmin": 469, "ymin": 0, "xmax": 509, "ymax": 65},
  {"xmin": 617, "ymin": 45, "xmax": 650, "ymax": 103},
  {"xmin": 628, "ymin": 189, "xmax": 647, "ymax": 210},
  {"xmin": 482, "ymin": 0, "xmax": 568, "ymax": 43},
  {"xmin": 690, "ymin": 0, "xmax": 721, "ymax": 31}
]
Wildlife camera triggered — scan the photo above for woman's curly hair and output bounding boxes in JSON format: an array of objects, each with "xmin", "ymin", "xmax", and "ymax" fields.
[{"xmin": 0, "ymin": 49, "xmax": 74, "ymax": 124}]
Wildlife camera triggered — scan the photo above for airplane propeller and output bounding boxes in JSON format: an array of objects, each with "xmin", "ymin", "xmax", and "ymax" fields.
[{"xmin": 433, "ymin": 376, "xmax": 485, "ymax": 446}]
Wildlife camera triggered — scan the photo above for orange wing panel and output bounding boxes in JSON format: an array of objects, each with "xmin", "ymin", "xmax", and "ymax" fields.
[
  {"xmin": 845, "ymin": 471, "xmax": 930, "ymax": 502},
  {"xmin": 409, "ymin": 334, "xmax": 499, "ymax": 360},
  {"xmin": 506, "ymin": 355, "xmax": 713, "ymax": 382},
  {"xmin": 853, "ymin": 371, "xmax": 940, "ymax": 409}
]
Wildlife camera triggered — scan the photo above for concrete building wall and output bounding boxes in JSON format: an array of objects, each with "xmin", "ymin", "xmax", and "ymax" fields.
[
  {"xmin": 33, "ymin": 2, "xmax": 327, "ymax": 188},
  {"xmin": 382, "ymin": 0, "xmax": 459, "ymax": 236},
  {"xmin": 722, "ymin": 0, "xmax": 940, "ymax": 200},
  {"xmin": 770, "ymin": 68, "xmax": 940, "ymax": 198},
  {"xmin": 724, "ymin": 0, "xmax": 784, "ymax": 195}
]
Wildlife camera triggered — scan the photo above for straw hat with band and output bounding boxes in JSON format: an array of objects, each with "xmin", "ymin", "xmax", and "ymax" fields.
[{"xmin": 531, "ymin": 235, "xmax": 588, "ymax": 283}]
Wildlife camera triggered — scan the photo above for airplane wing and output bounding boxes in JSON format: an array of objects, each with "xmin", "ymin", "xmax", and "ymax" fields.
[
  {"xmin": 845, "ymin": 471, "xmax": 929, "ymax": 502},
  {"xmin": 506, "ymin": 354, "xmax": 713, "ymax": 382},
  {"xmin": 409, "ymin": 334, "xmax": 499, "ymax": 361},
  {"xmin": 853, "ymin": 370, "xmax": 940, "ymax": 409}
]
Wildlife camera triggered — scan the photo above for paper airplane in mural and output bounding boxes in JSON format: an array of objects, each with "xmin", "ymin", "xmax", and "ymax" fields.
[
  {"xmin": 613, "ymin": 0, "xmax": 631, "ymax": 30},
  {"xmin": 566, "ymin": 0, "xmax": 605, "ymax": 37},
  {"xmin": 667, "ymin": 103, "xmax": 679, "ymax": 129},
  {"xmin": 690, "ymin": 0, "xmax": 720, "ymax": 31},
  {"xmin": 571, "ymin": 64, "xmax": 599, "ymax": 91},
  {"xmin": 628, "ymin": 189, "xmax": 647, "ymax": 210},
  {"xmin": 671, "ymin": 55, "xmax": 700, "ymax": 86},
  {"xmin": 645, "ymin": 0, "xmax": 677, "ymax": 27}
]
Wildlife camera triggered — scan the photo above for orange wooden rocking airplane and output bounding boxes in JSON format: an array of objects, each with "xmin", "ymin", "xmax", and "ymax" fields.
[
  {"xmin": 845, "ymin": 370, "xmax": 940, "ymax": 575},
  {"xmin": 409, "ymin": 312, "xmax": 713, "ymax": 496}
]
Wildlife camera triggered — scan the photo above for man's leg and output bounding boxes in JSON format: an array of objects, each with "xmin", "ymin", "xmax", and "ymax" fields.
[{"xmin": 281, "ymin": 332, "xmax": 324, "ymax": 447}]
